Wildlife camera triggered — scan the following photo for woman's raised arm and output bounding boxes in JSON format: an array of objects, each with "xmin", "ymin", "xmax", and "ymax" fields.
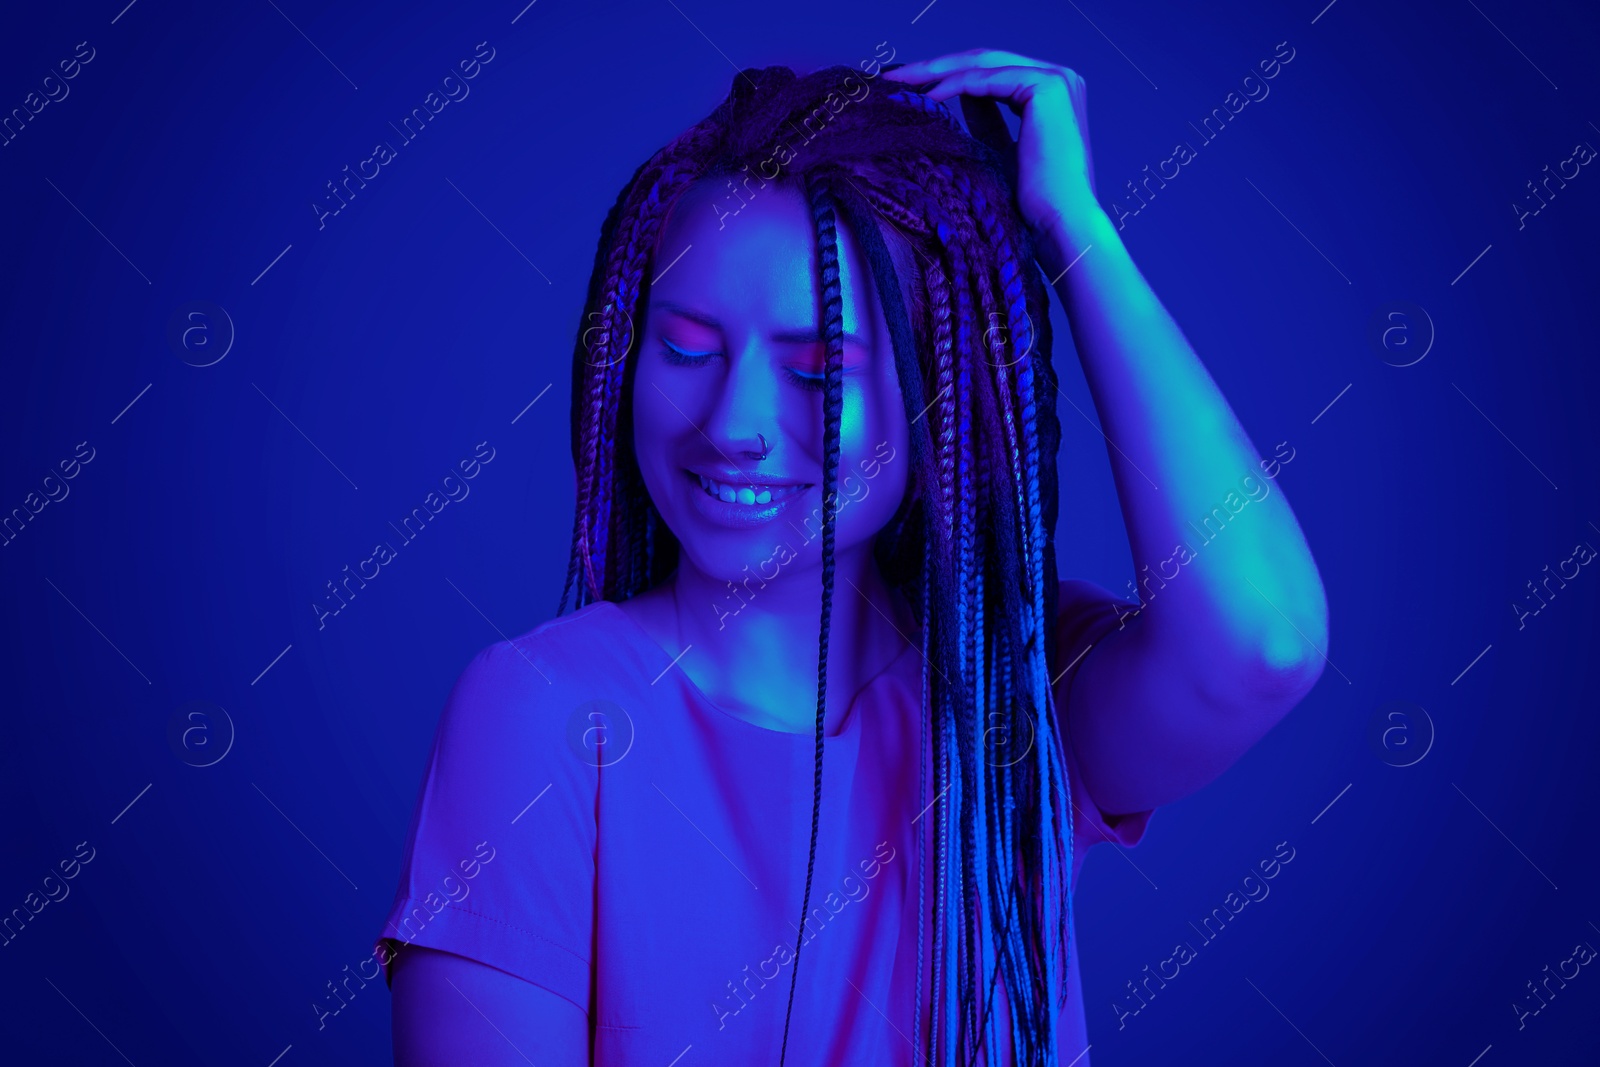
[{"xmin": 887, "ymin": 52, "xmax": 1329, "ymax": 816}]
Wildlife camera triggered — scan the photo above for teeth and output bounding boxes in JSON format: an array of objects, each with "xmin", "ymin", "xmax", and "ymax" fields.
[{"xmin": 696, "ymin": 474, "xmax": 792, "ymax": 506}]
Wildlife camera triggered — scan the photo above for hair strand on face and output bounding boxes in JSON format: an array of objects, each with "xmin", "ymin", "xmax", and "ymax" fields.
[{"xmin": 561, "ymin": 62, "xmax": 1072, "ymax": 1065}]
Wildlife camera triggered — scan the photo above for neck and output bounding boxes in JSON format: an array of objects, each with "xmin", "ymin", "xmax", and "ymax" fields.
[{"xmin": 668, "ymin": 541, "xmax": 913, "ymax": 734}]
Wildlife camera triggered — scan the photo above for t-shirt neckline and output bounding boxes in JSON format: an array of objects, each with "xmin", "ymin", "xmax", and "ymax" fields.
[{"xmin": 597, "ymin": 599, "xmax": 921, "ymax": 741}]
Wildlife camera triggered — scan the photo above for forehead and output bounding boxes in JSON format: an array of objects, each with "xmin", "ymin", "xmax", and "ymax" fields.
[{"xmin": 649, "ymin": 177, "xmax": 879, "ymax": 340}]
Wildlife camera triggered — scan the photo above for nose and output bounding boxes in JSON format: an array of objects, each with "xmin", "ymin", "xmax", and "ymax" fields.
[{"xmin": 704, "ymin": 344, "xmax": 781, "ymax": 466}]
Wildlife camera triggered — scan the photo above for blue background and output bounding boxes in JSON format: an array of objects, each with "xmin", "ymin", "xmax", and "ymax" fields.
[{"xmin": 2, "ymin": 0, "xmax": 1597, "ymax": 1063}]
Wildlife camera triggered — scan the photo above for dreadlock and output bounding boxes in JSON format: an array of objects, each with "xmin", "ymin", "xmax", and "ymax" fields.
[{"xmin": 559, "ymin": 61, "xmax": 1073, "ymax": 1066}]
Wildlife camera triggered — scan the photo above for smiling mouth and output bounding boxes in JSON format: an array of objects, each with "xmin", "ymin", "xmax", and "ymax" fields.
[{"xmin": 686, "ymin": 470, "xmax": 812, "ymax": 506}]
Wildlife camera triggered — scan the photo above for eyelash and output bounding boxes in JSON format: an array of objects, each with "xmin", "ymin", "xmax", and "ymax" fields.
[{"xmin": 659, "ymin": 341, "xmax": 829, "ymax": 392}]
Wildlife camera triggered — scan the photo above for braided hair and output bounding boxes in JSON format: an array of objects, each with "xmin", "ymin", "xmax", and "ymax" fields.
[{"xmin": 559, "ymin": 62, "xmax": 1072, "ymax": 1066}]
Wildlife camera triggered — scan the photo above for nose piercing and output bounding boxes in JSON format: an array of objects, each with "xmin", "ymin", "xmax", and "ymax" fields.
[{"xmin": 755, "ymin": 432, "xmax": 771, "ymax": 461}]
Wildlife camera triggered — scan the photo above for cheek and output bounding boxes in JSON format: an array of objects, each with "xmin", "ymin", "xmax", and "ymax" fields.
[
  {"xmin": 836, "ymin": 382, "xmax": 908, "ymax": 535},
  {"xmin": 838, "ymin": 357, "xmax": 907, "ymax": 455},
  {"xmin": 634, "ymin": 352, "xmax": 698, "ymax": 434},
  {"xmin": 631, "ymin": 368, "xmax": 678, "ymax": 480},
  {"xmin": 856, "ymin": 451, "xmax": 907, "ymax": 526}
]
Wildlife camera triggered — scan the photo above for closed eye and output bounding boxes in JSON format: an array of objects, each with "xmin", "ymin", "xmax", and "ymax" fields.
[
  {"xmin": 660, "ymin": 338, "xmax": 717, "ymax": 366},
  {"xmin": 784, "ymin": 367, "xmax": 826, "ymax": 392},
  {"xmin": 661, "ymin": 337, "xmax": 844, "ymax": 393}
]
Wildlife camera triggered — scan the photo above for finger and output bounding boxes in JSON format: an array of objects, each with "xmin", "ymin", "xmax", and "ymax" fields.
[
  {"xmin": 918, "ymin": 65, "xmax": 1070, "ymax": 115},
  {"xmin": 883, "ymin": 49, "xmax": 1061, "ymax": 80}
]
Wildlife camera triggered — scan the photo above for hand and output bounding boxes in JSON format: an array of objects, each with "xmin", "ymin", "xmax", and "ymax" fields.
[{"xmin": 883, "ymin": 49, "xmax": 1102, "ymax": 264}]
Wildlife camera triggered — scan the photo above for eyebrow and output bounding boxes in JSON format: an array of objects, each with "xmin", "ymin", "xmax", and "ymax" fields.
[{"xmin": 655, "ymin": 302, "xmax": 869, "ymax": 349}]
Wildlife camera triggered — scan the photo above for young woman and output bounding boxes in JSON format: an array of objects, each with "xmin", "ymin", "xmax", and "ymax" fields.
[{"xmin": 376, "ymin": 48, "xmax": 1328, "ymax": 1067}]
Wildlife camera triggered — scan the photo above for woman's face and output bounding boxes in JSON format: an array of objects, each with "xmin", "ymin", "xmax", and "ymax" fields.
[{"xmin": 630, "ymin": 177, "xmax": 910, "ymax": 584}]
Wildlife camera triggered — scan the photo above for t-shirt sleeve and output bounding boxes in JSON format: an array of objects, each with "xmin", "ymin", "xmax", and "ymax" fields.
[
  {"xmin": 1054, "ymin": 579, "xmax": 1156, "ymax": 860},
  {"xmin": 375, "ymin": 636, "xmax": 597, "ymax": 1016}
]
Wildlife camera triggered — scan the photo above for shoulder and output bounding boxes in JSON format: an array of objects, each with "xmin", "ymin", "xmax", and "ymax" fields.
[
  {"xmin": 436, "ymin": 600, "xmax": 638, "ymax": 754},
  {"xmin": 383, "ymin": 612, "xmax": 612, "ymax": 1011},
  {"xmin": 455, "ymin": 600, "xmax": 634, "ymax": 694}
]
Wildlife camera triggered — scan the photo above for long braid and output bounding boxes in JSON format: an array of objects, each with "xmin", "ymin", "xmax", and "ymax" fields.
[
  {"xmin": 829, "ymin": 173, "xmax": 966, "ymax": 1063},
  {"xmin": 592, "ymin": 164, "xmax": 683, "ymax": 592},
  {"xmin": 957, "ymin": 195, "xmax": 1046, "ymax": 1064},
  {"xmin": 927, "ymin": 159, "xmax": 1062, "ymax": 1064},
  {"xmin": 566, "ymin": 113, "xmax": 728, "ymax": 610},
  {"xmin": 562, "ymin": 160, "xmax": 643, "ymax": 616},
  {"xmin": 917, "ymin": 534, "xmax": 933, "ymax": 1059},
  {"xmin": 892, "ymin": 215, "xmax": 963, "ymax": 1063},
  {"xmin": 957, "ymin": 166, "xmax": 1071, "ymax": 1035},
  {"xmin": 960, "ymin": 196, "xmax": 1019, "ymax": 1064},
  {"xmin": 952, "ymin": 245, "xmax": 985, "ymax": 1062},
  {"xmin": 978, "ymin": 601, "xmax": 1028, "ymax": 1063},
  {"xmin": 928, "ymin": 259, "xmax": 958, "ymax": 547},
  {"xmin": 575, "ymin": 204, "xmax": 649, "ymax": 601},
  {"xmin": 970, "ymin": 542, "xmax": 997, "ymax": 1064},
  {"xmin": 947, "ymin": 193, "xmax": 1002, "ymax": 1061},
  {"xmin": 829, "ymin": 181, "xmax": 944, "ymax": 1066},
  {"xmin": 950, "ymin": 205, "xmax": 985, "ymax": 1065},
  {"xmin": 776, "ymin": 179, "xmax": 849, "ymax": 1067},
  {"xmin": 587, "ymin": 189, "xmax": 695, "ymax": 597},
  {"xmin": 970, "ymin": 540, "xmax": 1030, "ymax": 1067}
]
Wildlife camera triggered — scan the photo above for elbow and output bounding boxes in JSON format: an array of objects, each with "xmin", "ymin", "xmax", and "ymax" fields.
[
  {"xmin": 1242, "ymin": 646, "xmax": 1326, "ymax": 709},
  {"xmin": 1161, "ymin": 570, "xmax": 1331, "ymax": 723},
  {"xmin": 1244, "ymin": 587, "xmax": 1330, "ymax": 708},
  {"xmin": 1185, "ymin": 631, "xmax": 1327, "ymax": 730}
]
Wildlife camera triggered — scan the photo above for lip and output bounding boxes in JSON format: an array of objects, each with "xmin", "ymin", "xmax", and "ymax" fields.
[
  {"xmin": 682, "ymin": 468, "xmax": 814, "ymax": 529},
  {"xmin": 684, "ymin": 466, "xmax": 810, "ymax": 487}
]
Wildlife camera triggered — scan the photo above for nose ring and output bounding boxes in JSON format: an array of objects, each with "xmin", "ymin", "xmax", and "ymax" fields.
[{"xmin": 755, "ymin": 432, "xmax": 771, "ymax": 461}]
